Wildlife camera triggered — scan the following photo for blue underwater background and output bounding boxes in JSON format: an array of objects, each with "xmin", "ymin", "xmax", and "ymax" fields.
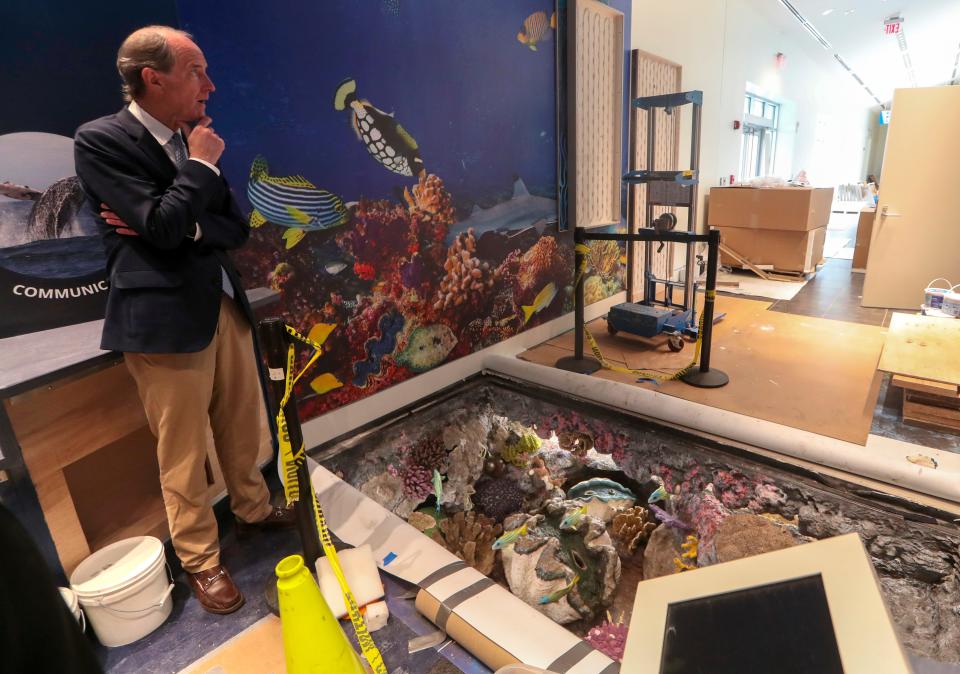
[{"xmin": 178, "ymin": 0, "xmax": 630, "ymax": 418}]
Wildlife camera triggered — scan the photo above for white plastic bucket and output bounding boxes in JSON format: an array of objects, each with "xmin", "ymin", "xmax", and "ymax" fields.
[
  {"xmin": 70, "ymin": 536, "xmax": 174, "ymax": 647},
  {"xmin": 924, "ymin": 278, "xmax": 952, "ymax": 309},
  {"xmin": 942, "ymin": 288, "xmax": 960, "ymax": 318},
  {"xmin": 58, "ymin": 586, "xmax": 86, "ymax": 633}
]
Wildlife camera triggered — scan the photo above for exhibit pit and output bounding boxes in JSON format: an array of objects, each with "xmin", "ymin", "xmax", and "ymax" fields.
[{"xmin": 316, "ymin": 375, "xmax": 960, "ymax": 666}]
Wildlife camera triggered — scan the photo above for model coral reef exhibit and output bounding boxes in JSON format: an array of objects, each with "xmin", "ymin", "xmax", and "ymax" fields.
[{"xmin": 325, "ymin": 382, "xmax": 960, "ymax": 664}]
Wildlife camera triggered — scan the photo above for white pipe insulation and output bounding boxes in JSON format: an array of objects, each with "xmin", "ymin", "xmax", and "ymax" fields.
[{"xmin": 483, "ymin": 355, "xmax": 960, "ymax": 504}]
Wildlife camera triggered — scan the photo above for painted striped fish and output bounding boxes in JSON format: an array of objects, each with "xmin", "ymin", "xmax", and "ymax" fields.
[
  {"xmin": 517, "ymin": 11, "xmax": 553, "ymax": 51},
  {"xmin": 334, "ymin": 78, "xmax": 425, "ymax": 178},
  {"xmin": 246, "ymin": 156, "xmax": 353, "ymax": 249}
]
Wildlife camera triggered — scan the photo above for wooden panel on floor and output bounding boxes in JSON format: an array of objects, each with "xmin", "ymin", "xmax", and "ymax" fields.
[
  {"xmin": 521, "ymin": 295, "xmax": 886, "ymax": 445},
  {"xmin": 878, "ymin": 313, "xmax": 960, "ymax": 386},
  {"xmin": 178, "ymin": 615, "xmax": 286, "ymax": 674}
]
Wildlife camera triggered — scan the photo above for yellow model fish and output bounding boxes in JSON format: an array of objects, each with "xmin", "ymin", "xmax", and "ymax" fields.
[
  {"xmin": 517, "ymin": 11, "xmax": 550, "ymax": 51},
  {"xmin": 539, "ymin": 575, "xmax": 580, "ymax": 605},
  {"xmin": 304, "ymin": 323, "xmax": 344, "ymax": 395},
  {"xmin": 492, "ymin": 523, "xmax": 529, "ymax": 550},
  {"xmin": 560, "ymin": 505, "xmax": 587, "ymax": 529},
  {"xmin": 521, "ymin": 282, "xmax": 557, "ymax": 324}
]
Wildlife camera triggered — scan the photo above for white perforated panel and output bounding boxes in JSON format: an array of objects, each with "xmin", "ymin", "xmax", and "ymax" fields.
[{"xmin": 569, "ymin": 0, "xmax": 623, "ymax": 229}]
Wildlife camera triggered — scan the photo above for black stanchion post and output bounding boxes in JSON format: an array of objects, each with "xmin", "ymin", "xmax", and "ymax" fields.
[
  {"xmin": 556, "ymin": 227, "xmax": 601, "ymax": 374},
  {"xmin": 680, "ymin": 228, "xmax": 729, "ymax": 388},
  {"xmin": 258, "ymin": 317, "xmax": 323, "ymax": 565}
]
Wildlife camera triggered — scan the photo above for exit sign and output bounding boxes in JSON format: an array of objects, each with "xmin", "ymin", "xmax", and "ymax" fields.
[{"xmin": 884, "ymin": 17, "xmax": 902, "ymax": 34}]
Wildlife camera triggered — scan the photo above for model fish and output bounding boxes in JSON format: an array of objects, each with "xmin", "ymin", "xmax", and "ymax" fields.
[
  {"xmin": 247, "ymin": 156, "xmax": 353, "ymax": 249},
  {"xmin": 304, "ymin": 322, "xmax": 344, "ymax": 395},
  {"xmin": 538, "ymin": 575, "xmax": 579, "ymax": 605},
  {"xmin": 334, "ymin": 78, "xmax": 425, "ymax": 178},
  {"xmin": 517, "ymin": 11, "xmax": 550, "ymax": 51},
  {"xmin": 647, "ymin": 485, "xmax": 669, "ymax": 505},
  {"xmin": 432, "ymin": 469, "xmax": 443, "ymax": 514},
  {"xmin": 521, "ymin": 282, "xmax": 557, "ymax": 324},
  {"xmin": 396, "ymin": 324, "xmax": 457, "ymax": 372},
  {"xmin": 559, "ymin": 505, "xmax": 587, "ymax": 529},
  {"xmin": 492, "ymin": 523, "xmax": 529, "ymax": 550}
]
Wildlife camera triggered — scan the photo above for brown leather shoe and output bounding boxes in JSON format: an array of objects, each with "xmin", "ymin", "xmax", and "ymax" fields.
[
  {"xmin": 236, "ymin": 504, "xmax": 297, "ymax": 536},
  {"xmin": 187, "ymin": 565, "xmax": 245, "ymax": 614}
]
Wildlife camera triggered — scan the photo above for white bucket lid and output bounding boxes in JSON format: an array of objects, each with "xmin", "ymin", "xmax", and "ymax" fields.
[{"xmin": 70, "ymin": 536, "xmax": 165, "ymax": 599}]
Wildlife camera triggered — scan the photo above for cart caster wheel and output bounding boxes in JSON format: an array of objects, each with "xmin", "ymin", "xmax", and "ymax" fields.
[
  {"xmin": 668, "ymin": 335, "xmax": 685, "ymax": 352},
  {"xmin": 607, "ymin": 323, "xmax": 619, "ymax": 336}
]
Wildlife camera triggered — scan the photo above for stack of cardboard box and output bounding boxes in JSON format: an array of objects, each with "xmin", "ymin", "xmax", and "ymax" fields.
[{"xmin": 708, "ymin": 186, "xmax": 834, "ymax": 274}]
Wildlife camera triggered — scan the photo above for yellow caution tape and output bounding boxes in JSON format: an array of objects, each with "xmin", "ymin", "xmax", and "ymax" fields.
[
  {"xmin": 574, "ymin": 242, "xmax": 706, "ymax": 382},
  {"xmin": 275, "ymin": 325, "xmax": 387, "ymax": 674}
]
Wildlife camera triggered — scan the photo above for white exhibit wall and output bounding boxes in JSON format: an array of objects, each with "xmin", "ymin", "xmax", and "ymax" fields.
[{"xmin": 632, "ymin": 0, "xmax": 875, "ymax": 226}]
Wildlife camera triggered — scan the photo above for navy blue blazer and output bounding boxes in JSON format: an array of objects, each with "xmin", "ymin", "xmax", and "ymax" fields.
[{"xmin": 74, "ymin": 108, "xmax": 254, "ymax": 353}]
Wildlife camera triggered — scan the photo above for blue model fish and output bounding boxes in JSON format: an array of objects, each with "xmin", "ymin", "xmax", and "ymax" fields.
[
  {"xmin": 492, "ymin": 524, "xmax": 529, "ymax": 550},
  {"xmin": 334, "ymin": 78, "xmax": 425, "ymax": 178},
  {"xmin": 247, "ymin": 156, "xmax": 353, "ymax": 249},
  {"xmin": 538, "ymin": 575, "xmax": 579, "ymax": 605}
]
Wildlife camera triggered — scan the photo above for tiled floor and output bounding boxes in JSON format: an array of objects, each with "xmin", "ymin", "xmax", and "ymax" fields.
[{"xmin": 768, "ymin": 255, "xmax": 889, "ymax": 326}]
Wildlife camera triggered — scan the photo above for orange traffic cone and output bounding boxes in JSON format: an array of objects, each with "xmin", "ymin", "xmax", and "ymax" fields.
[{"xmin": 275, "ymin": 554, "xmax": 367, "ymax": 674}]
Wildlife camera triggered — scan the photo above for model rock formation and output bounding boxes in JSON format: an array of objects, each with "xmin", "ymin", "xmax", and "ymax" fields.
[{"xmin": 501, "ymin": 498, "xmax": 620, "ymax": 624}]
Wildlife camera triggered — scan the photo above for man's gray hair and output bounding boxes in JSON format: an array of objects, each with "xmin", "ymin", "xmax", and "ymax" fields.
[{"xmin": 116, "ymin": 26, "xmax": 193, "ymax": 102}]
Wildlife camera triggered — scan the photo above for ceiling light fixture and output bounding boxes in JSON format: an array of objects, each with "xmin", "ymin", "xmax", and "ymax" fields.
[
  {"xmin": 889, "ymin": 17, "xmax": 917, "ymax": 88},
  {"xmin": 776, "ymin": 0, "xmax": 884, "ymax": 106},
  {"xmin": 776, "ymin": 0, "xmax": 832, "ymax": 50}
]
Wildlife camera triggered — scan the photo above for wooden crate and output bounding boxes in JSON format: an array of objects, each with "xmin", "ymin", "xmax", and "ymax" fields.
[
  {"xmin": 4, "ymin": 360, "xmax": 274, "ymax": 574},
  {"xmin": 891, "ymin": 375, "xmax": 960, "ymax": 432}
]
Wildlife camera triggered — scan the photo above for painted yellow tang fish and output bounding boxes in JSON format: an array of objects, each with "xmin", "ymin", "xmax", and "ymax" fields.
[
  {"xmin": 521, "ymin": 282, "xmax": 558, "ymax": 324},
  {"xmin": 305, "ymin": 323, "xmax": 344, "ymax": 395}
]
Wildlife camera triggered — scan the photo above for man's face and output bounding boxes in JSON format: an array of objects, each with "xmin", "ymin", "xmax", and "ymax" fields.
[{"xmin": 156, "ymin": 37, "xmax": 215, "ymax": 124}]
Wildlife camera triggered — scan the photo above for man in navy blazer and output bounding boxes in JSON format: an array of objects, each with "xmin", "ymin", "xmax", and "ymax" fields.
[{"xmin": 74, "ymin": 25, "xmax": 292, "ymax": 614}]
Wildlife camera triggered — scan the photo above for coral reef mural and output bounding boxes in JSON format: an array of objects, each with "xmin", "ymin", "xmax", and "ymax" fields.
[{"xmin": 177, "ymin": 0, "xmax": 628, "ymax": 421}]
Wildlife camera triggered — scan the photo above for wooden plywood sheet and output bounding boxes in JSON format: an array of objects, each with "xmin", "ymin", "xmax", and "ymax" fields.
[
  {"xmin": 179, "ymin": 615, "xmax": 286, "ymax": 674},
  {"xmin": 520, "ymin": 295, "xmax": 886, "ymax": 445},
  {"xmin": 878, "ymin": 313, "xmax": 960, "ymax": 386}
]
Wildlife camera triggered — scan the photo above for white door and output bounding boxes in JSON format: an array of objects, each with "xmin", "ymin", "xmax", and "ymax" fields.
[{"xmin": 862, "ymin": 86, "xmax": 960, "ymax": 309}]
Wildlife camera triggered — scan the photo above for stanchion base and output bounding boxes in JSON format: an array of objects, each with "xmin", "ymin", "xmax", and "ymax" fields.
[
  {"xmin": 556, "ymin": 355, "xmax": 602, "ymax": 375},
  {"xmin": 264, "ymin": 576, "xmax": 279, "ymax": 616},
  {"xmin": 680, "ymin": 366, "xmax": 729, "ymax": 388}
]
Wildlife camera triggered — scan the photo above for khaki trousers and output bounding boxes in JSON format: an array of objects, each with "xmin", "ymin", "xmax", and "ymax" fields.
[{"xmin": 125, "ymin": 296, "xmax": 271, "ymax": 572}]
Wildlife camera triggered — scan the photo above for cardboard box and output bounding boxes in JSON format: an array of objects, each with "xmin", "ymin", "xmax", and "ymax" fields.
[
  {"xmin": 852, "ymin": 207, "xmax": 876, "ymax": 271},
  {"xmin": 708, "ymin": 186, "xmax": 835, "ymax": 232},
  {"xmin": 719, "ymin": 225, "xmax": 827, "ymax": 273}
]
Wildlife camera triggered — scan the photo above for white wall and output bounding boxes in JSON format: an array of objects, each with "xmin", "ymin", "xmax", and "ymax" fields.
[{"xmin": 632, "ymin": 0, "xmax": 875, "ymax": 227}]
